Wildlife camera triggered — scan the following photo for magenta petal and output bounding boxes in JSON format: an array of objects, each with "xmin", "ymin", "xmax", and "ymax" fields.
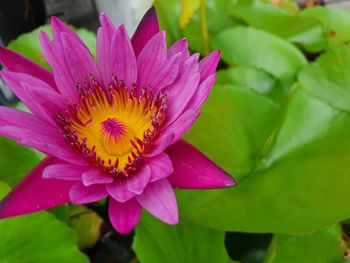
[
  {"xmin": 131, "ymin": 7, "xmax": 160, "ymax": 57},
  {"xmin": 199, "ymin": 50, "xmax": 220, "ymax": 82},
  {"xmin": 136, "ymin": 31, "xmax": 166, "ymax": 92},
  {"xmin": 0, "ymin": 71, "xmax": 57, "ymax": 122},
  {"xmin": 82, "ymin": 169, "xmax": 113, "ymax": 186},
  {"xmin": 110, "ymin": 25, "xmax": 137, "ymax": 89},
  {"xmin": 61, "ymin": 32, "xmax": 101, "ymax": 85},
  {"xmin": 43, "ymin": 163, "xmax": 89, "ymax": 180},
  {"xmin": 97, "ymin": 13, "xmax": 115, "ymax": 87},
  {"xmin": 136, "ymin": 179, "xmax": 178, "ymax": 225},
  {"xmin": 168, "ymin": 38, "xmax": 190, "ymax": 61},
  {"xmin": 187, "ymin": 74, "xmax": 216, "ymax": 112},
  {"xmin": 165, "ymin": 54, "xmax": 200, "ymax": 125},
  {"xmin": 106, "ymin": 180, "xmax": 135, "ymax": 203},
  {"xmin": 162, "ymin": 110, "xmax": 200, "ymax": 144},
  {"xmin": 39, "ymin": 31, "xmax": 78, "ymax": 101},
  {"xmin": 145, "ymin": 153, "xmax": 174, "ymax": 182},
  {"xmin": 151, "ymin": 52, "xmax": 181, "ymax": 93},
  {"xmin": 25, "ymin": 85, "xmax": 67, "ymax": 125},
  {"xmin": 51, "ymin": 16, "xmax": 90, "ymax": 53},
  {"xmin": 109, "ymin": 198, "xmax": 141, "ymax": 234},
  {"xmin": 126, "ymin": 165, "xmax": 151, "ymax": 194},
  {"xmin": 0, "ymin": 46, "xmax": 57, "ymax": 89},
  {"xmin": 69, "ymin": 183, "xmax": 108, "ymax": 204},
  {"xmin": 0, "ymin": 107, "xmax": 85, "ymax": 166},
  {"xmin": 144, "ymin": 133, "xmax": 174, "ymax": 158},
  {"xmin": 0, "ymin": 157, "xmax": 76, "ymax": 218},
  {"xmin": 167, "ymin": 140, "xmax": 235, "ymax": 189}
]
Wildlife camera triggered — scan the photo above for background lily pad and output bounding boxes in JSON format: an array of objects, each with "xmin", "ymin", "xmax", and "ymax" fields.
[
  {"xmin": 264, "ymin": 225, "xmax": 345, "ymax": 262},
  {"xmin": 182, "ymin": 44, "xmax": 350, "ymax": 234},
  {"xmin": 0, "ymin": 211, "xmax": 89, "ymax": 263},
  {"xmin": 134, "ymin": 212, "xmax": 233, "ymax": 263}
]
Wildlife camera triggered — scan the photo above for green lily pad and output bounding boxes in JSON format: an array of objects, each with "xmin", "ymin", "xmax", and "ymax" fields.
[
  {"xmin": 183, "ymin": 83, "xmax": 350, "ymax": 233},
  {"xmin": 229, "ymin": 0, "xmax": 326, "ymax": 52},
  {"xmin": 0, "ymin": 181, "xmax": 11, "ymax": 199},
  {"xmin": 301, "ymin": 7, "xmax": 350, "ymax": 48},
  {"xmin": 0, "ymin": 212, "xmax": 89, "ymax": 263},
  {"xmin": 216, "ymin": 67, "xmax": 281, "ymax": 101},
  {"xmin": 299, "ymin": 44, "xmax": 350, "ymax": 113},
  {"xmin": 0, "ymin": 137, "xmax": 42, "ymax": 187},
  {"xmin": 264, "ymin": 225, "xmax": 345, "ymax": 262},
  {"xmin": 211, "ymin": 26, "xmax": 307, "ymax": 85},
  {"xmin": 185, "ymin": 84, "xmax": 280, "ymax": 181},
  {"xmin": 134, "ymin": 212, "xmax": 233, "ymax": 263}
]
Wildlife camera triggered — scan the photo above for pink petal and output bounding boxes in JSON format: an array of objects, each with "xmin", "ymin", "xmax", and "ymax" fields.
[
  {"xmin": 136, "ymin": 179, "xmax": 178, "ymax": 225},
  {"xmin": 0, "ymin": 106, "xmax": 56, "ymax": 134},
  {"xmin": 69, "ymin": 183, "xmax": 108, "ymax": 204},
  {"xmin": 131, "ymin": 7, "xmax": 160, "ymax": 57},
  {"xmin": 166, "ymin": 140, "xmax": 235, "ymax": 189},
  {"xmin": 106, "ymin": 180, "xmax": 135, "ymax": 203},
  {"xmin": 168, "ymin": 38, "xmax": 190, "ymax": 61},
  {"xmin": 126, "ymin": 165, "xmax": 151, "ymax": 194},
  {"xmin": 43, "ymin": 163, "xmax": 89, "ymax": 180},
  {"xmin": 39, "ymin": 32, "xmax": 78, "ymax": 101},
  {"xmin": 97, "ymin": 13, "xmax": 115, "ymax": 87},
  {"xmin": 0, "ymin": 46, "xmax": 57, "ymax": 89},
  {"xmin": 145, "ymin": 153, "xmax": 174, "ymax": 182},
  {"xmin": 144, "ymin": 133, "xmax": 174, "ymax": 158},
  {"xmin": 61, "ymin": 32, "xmax": 101, "ymax": 86},
  {"xmin": 187, "ymin": 74, "xmax": 216, "ymax": 112},
  {"xmin": 110, "ymin": 25, "xmax": 137, "ymax": 89},
  {"xmin": 162, "ymin": 110, "xmax": 200, "ymax": 144},
  {"xmin": 150, "ymin": 52, "xmax": 181, "ymax": 93},
  {"xmin": 0, "ymin": 157, "xmax": 76, "ymax": 218},
  {"xmin": 82, "ymin": 169, "xmax": 113, "ymax": 186},
  {"xmin": 165, "ymin": 54, "xmax": 200, "ymax": 125},
  {"xmin": 51, "ymin": 16, "xmax": 90, "ymax": 54},
  {"xmin": 136, "ymin": 31, "xmax": 166, "ymax": 92},
  {"xmin": 109, "ymin": 198, "xmax": 141, "ymax": 234},
  {"xmin": 0, "ymin": 71, "xmax": 58, "ymax": 122},
  {"xmin": 145, "ymin": 111, "xmax": 199, "ymax": 158},
  {"xmin": 0, "ymin": 107, "xmax": 85, "ymax": 166},
  {"xmin": 25, "ymin": 84, "xmax": 67, "ymax": 126},
  {"xmin": 199, "ymin": 50, "xmax": 220, "ymax": 82}
]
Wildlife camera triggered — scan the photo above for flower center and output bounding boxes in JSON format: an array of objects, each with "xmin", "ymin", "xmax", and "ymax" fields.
[{"xmin": 60, "ymin": 78, "xmax": 167, "ymax": 177}]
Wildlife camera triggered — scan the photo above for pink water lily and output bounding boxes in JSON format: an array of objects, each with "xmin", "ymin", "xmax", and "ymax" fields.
[{"xmin": 0, "ymin": 8, "xmax": 234, "ymax": 234}]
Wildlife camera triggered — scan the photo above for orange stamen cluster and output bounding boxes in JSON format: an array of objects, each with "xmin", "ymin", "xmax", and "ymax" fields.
[{"xmin": 58, "ymin": 77, "xmax": 167, "ymax": 177}]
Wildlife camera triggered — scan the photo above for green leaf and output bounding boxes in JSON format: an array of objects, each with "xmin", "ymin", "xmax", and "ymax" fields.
[
  {"xmin": 216, "ymin": 67, "xmax": 283, "ymax": 102},
  {"xmin": 155, "ymin": 0, "xmax": 238, "ymax": 53},
  {"xmin": 134, "ymin": 212, "xmax": 232, "ymax": 263},
  {"xmin": 301, "ymin": 7, "xmax": 350, "ymax": 48},
  {"xmin": 299, "ymin": 44, "xmax": 350, "ymax": 113},
  {"xmin": 0, "ymin": 137, "xmax": 42, "ymax": 187},
  {"xmin": 7, "ymin": 25, "xmax": 96, "ymax": 71},
  {"xmin": 0, "ymin": 212, "xmax": 89, "ymax": 263},
  {"xmin": 182, "ymin": 80, "xmax": 350, "ymax": 233},
  {"xmin": 211, "ymin": 26, "xmax": 307, "ymax": 83},
  {"xmin": 0, "ymin": 181, "xmax": 11, "ymax": 199},
  {"xmin": 185, "ymin": 84, "xmax": 280, "ymax": 181},
  {"xmin": 264, "ymin": 225, "xmax": 345, "ymax": 263},
  {"xmin": 229, "ymin": 0, "xmax": 326, "ymax": 52}
]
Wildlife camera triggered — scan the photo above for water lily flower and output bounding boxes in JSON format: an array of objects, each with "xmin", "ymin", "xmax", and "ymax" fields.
[{"xmin": 0, "ymin": 8, "xmax": 234, "ymax": 234}]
